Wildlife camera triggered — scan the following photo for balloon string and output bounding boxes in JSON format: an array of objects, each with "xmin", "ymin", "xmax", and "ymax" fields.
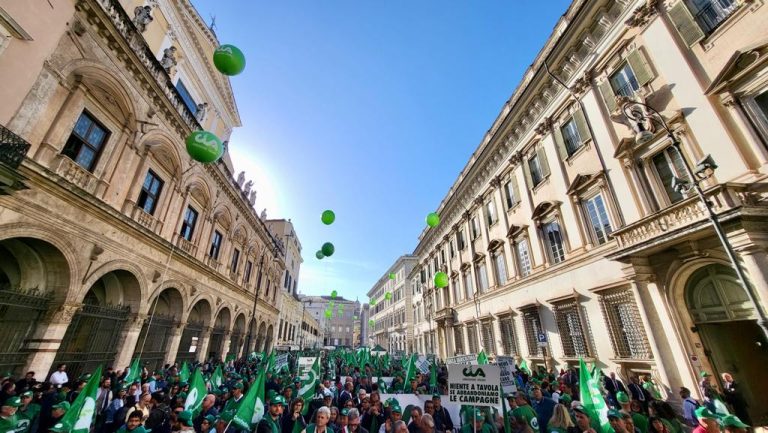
[{"xmin": 137, "ymin": 242, "xmax": 177, "ymax": 360}]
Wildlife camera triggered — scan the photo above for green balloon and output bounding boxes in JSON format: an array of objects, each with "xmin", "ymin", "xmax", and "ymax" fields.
[
  {"xmin": 321, "ymin": 210, "xmax": 336, "ymax": 225},
  {"xmin": 321, "ymin": 242, "xmax": 335, "ymax": 257},
  {"xmin": 384, "ymin": 292, "xmax": 392, "ymax": 301},
  {"xmin": 370, "ymin": 299, "xmax": 377, "ymax": 306},
  {"xmin": 324, "ymin": 309, "xmax": 333, "ymax": 319},
  {"xmin": 316, "ymin": 251, "xmax": 325, "ymax": 260},
  {"xmin": 389, "ymin": 273, "xmax": 396, "ymax": 280},
  {"xmin": 213, "ymin": 44, "xmax": 246, "ymax": 76},
  {"xmin": 368, "ymin": 319, "xmax": 375, "ymax": 327},
  {"xmin": 329, "ymin": 301, "xmax": 335, "ymax": 308},
  {"xmin": 354, "ymin": 316, "xmax": 359, "ymax": 320},
  {"xmin": 434, "ymin": 271, "xmax": 449, "ymax": 288},
  {"xmin": 186, "ymin": 131, "xmax": 224, "ymax": 163},
  {"xmin": 426, "ymin": 212, "xmax": 440, "ymax": 228},
  {"xmin": 330, "ymin": 290, "xmax": 337, "ymax": 299}
]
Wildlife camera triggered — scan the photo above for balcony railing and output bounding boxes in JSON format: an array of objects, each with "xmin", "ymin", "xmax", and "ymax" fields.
[
  {"xmin": 609, "ymin": 183, "xmax": 756, "ymax": 256},
  {"xmin": 694, "ymin": 0, "xmax": 738, "ymax": 34},
  {"xmin": 0, "ymin": 124, "xmax": 31, "ymax": 169}
]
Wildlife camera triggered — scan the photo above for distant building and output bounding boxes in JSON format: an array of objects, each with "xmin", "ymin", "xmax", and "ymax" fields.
[
  {"xmin": 367, "ymin": 255, "xmax": 418, "ymax": 353},
  {"xmin": 301, "ymin": 295, "xmax": 360, "ymax": 347},
  {"xmin": 266, "ymin": 219, "xmax": 302, "ymax": 295}
]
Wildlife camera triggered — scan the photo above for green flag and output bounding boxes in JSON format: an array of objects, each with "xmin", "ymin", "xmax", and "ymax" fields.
[
  {"xmin": 179, "ymin": 362, "xmax": 190, "ymax": 383},
  {"xmin": 579, "ymin": 358, "xmax": 613, "ymax": 433},
  {"xmin": 501, "ymin": 391, "xmax": 512, "ymax": 433},
  {"xmin": 403, "ymin": 354, "xmax": 417, "ymax": 390},
  {"xmin": 124, "ymin": 358, "xmax": 141, "ymax": 384},
  {"xmin": 211, "ymin": 365, "xmax": 224, "ymax": 389},
  {"xmin": 232, "ymin": 367, "xmax": 267, "ymax": 430},
  {"xmin": 429, "ymin": 361, "xmax": 438, "ymax": 393},
  {"xmin": 266, "ymin": 350, "xmax": 276, "ymax": 374},
  {"xmin": 377, "ymin": 377, "xmax": 388, "ymax": 393},
  {"xmin": 519, "ymin": 359, "xmax": 530, "ymax": 375},
  {"xmin": 299, "ymin": 357, "xmax": 320, "ymax": 415},
  {"xmin": 52, "ymin": 366, "xmax": 102, "ymax": 433},
  {"xmin": 477, "ymin": 350, "xmax": 489, "ymax": 365},
  {"xmin": 184, "ymin": 368, "xmax": 207, "ymax": 416}
]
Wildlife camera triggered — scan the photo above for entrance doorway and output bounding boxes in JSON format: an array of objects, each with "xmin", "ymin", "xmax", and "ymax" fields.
[{"xmin": 686, "ymin": 264, "xmax": 768, "ymax": 425}]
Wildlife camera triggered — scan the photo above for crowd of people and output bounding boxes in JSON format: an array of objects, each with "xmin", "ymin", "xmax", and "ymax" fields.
[{"xmin": 0, "ymin": 352, "xmax": 756, "ymax": 433}]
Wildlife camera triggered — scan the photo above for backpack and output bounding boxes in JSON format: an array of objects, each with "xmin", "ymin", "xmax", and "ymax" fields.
[{"xmin": 146, "ymin": 405, "xmax": 172, "ymax": 433}]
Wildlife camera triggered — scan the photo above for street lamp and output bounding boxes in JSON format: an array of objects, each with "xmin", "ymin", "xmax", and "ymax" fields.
[{"xmin": 623, "ymin": 100, "xmax": 768, "ymax": 340}]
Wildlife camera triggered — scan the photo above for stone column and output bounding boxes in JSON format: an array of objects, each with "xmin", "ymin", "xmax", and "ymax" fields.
[
  {"xmin": 220, "ymin": 331, "xmax": 233, "ymax": 361},
  {"xmin": 113, "ymin": 313, "xmax": 146, "ymax": 370},
  {"xmin": 196, "ymin": 326, "xmax": 213, "ymax": 363},
  {"xmin": 735, "ymin": 245, "xmax": 768, "ymax": 309},
  {"xmin": 165, "ymin": 323, "xmax": 184, "ymax": 365},
  {"xmin": 24, "ymin": 303, "xmax": 80, "ymax": 376},
  {"xmin": 445, "ymin": 319, "xmax": 455, "ymax": 356}
]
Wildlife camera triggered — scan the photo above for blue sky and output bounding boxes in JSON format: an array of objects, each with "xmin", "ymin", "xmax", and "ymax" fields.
[{"xmin": 192, "ymin": 0, "xmax": 572, "ymax": 301}]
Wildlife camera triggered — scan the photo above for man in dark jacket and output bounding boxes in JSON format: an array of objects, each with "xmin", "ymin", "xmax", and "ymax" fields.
[
  {"xmin": 145, "ymin": 392, "xmax": 172, "ymax": 433},
  {"xmin": 257, "ymin": 396, "xmax": 285, "ymax": 433},
  {"xmin": 603, "ymin": 373, "xmax": 626, "ymax": 408},
  {"xmin": 193, "ymin": 394, "xmax": 219, "ymax": 432},
  {"xmin": 431, "ymin": 395, "xmax": 453, "ymax": 433}
]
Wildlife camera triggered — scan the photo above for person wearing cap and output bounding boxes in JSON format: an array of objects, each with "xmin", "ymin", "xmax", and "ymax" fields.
[
  {"xmin": 337, "ymin": 407, "xmax": 351, "ymax": 433},
  {"xmin": 460, "ymin": 409, "xmax": 492, "ymax": 433},
  {"xmin": 678, "ymin": 387, "xmax": 700, "ymax": 428},
  {"xmin": 223, "ymin": 382, "xmax": 245, "ymax": 415},
  {"xmin": 258, "ymin": 395, "xmax": 286, "ymax": 433},
  {"xmin": 430, "ymin": 395, "xmax": 453, "ymax": 433},
  {"xmin": 692, "ymin": 407, "xmax": 719, "ymax": 433},
  {"xmin": 531, "ymin": 385, "xmax": 556, "ymax": 432},
  {"xmin": 616, "ymin": 392, "xmax": 648, "ymax": 433},
  {"xmin": 513, "ymin": 393, "xmax": 540, "ymax": 433},
  {"xmin": 193, "ymin": 394, "xmax": 219, "ymax": 433},
  {"xmin": 720, "ymin": 415, "xmax": 748, "ymax": 433},
  {"xmin": 40, "ymin": 400, "xmax": 70, "ymax": 433},
  {"xmin": 200, "ymin": 414, "xmax": 217, "ymax": 433},
  {"xmin": 174, "ymin": 410, "xmax": 195, "ymax": 433},
  {"xmin": 16, "ymin": 390, "xmax": 40, "ymax": 433},
  {"xmin": 0, "ymin": 396, "xmax": 22, "ymax": 433},
  {"xmin": 379, "ymin": 404, "xmax": 403, "ymax": 433},
  {"xmin": 303, "ymin": 406, "xmax": 331, "ymax": 433},
  {"xmin": 607, "ymin": 410, "xmax": 628, "ymax": 433},
  {"xmin": 571, "ymin": 405, "xmax": 596, "ymax": 433}
]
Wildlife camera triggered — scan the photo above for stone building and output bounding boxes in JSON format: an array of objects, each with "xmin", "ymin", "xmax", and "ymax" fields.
[
  {"xmin": 300, "ymin": 306, "xmax": 322, "ymax": 350},
  {"xmin": 366, "ymin": 255, "xmax": 418, "ymax": 353},
  {"xmin": 0, "ymin": 0, "xmax": 286, "ymax": 378},
  {"xmin": 266, "ymin": 219, "xmax": 302, "ymax": 296},
  {"xmin": 302, "ymin": 295, "xmax": 360, "ymax": 347},
  {"xmin": 412, "ymin": 0, "xmax": 768, "ymax": 422}
]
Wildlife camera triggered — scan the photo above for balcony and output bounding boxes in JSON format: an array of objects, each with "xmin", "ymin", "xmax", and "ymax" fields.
[
  {"xmin": 0, "ymin": 124, "xmax": 30, "ymax": 194},
  {"xmin": 608, "ymin": 183, "xmax": 761, "ymax": 258},
  {"xmin": 130, "ymin": 205, "xmax": 162, "ymax": 233},
  {"xmin": 693, "ymin": 0, "xmax": 739, "ymax": 34},
  {"xmin": 54, "ymin": 155, "xmax": 102, "ymax": 195},
  {"xmin": 174, "ymin": 234, "xmax": 197, "ymax": 256}
]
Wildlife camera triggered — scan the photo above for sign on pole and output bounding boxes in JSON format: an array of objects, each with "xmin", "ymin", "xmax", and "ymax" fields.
[
  {"xmin": 447, "ymin": 364, "xmax": 501, "ymax": 407},
  {"xmin": 537, "ymin": 332, "xmax": 548, "ymax": 348},
  {"xmin": 495, "ymin": 356, "xmax": 518, "ymax": 394}
]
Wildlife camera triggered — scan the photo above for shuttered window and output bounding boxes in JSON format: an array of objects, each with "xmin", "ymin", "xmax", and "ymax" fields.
[{"xmin": 499, "ymin": 315, "xmax": 520, "ymax": 356}]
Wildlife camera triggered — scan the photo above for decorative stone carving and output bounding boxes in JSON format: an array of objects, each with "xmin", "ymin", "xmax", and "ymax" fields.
[
  {"xmin": 534, "ymin": 117, "xmax": 553, "ymax": 136},
  {"xmin": 626, "ymin": 0, "xmax": 659, "ymax": 28},
  {"xmin": 260, "ymin": 209, "xmax": 267, "ymax": 220},
  {"xmin": 45, "ymin": 304, "xmax": 81, "ymax": 324},
  {"xmin": 248, "ymin": 191, "xmax": 257, "ymax": 206},
  {"xmin": 195, "ymin": 102, "xmax": 208, "ymax": 122},
  {"xmin": 236, "ymin": 171, "xmax": 245, "ymax": 187},
  {"xmin": 132, "ymin": 6, "xmax": 154, "ymax": 33},
  {"xmin": 243, "ymin": 180, "xmax": 253, "ymax": 196},
  {"xmin": 571, "ymin": 70, "xmax": 593, "ymax": 97},
  {"xmin": 159, "ymin": 46, "xmax": 177, "ymax": 73}
]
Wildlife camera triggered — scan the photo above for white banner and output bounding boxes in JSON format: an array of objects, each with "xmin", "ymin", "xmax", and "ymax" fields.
[
  {"xmin": 495, "ymin": 356, "xmax": 518, "ymax": 394},
  {"xmin": 448, "ymin": 364, "xmax": 501, "ymax": 407},
  {"xmin": 446, "ymin": 354, "xmax": 477, "ymax": 365},
  {"xmin": 298, "ymin": 357, "xmax": 316, "ymax": 380},
  {"xmin": 275, "ymin": 354, "xmax": 289, "ymax": 372}
]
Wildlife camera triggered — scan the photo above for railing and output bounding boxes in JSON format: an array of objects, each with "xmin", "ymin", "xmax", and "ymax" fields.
[
  {"xmin": 610, "ymin": 184, "xmax": 752, "ymax": 251},
  {"xmin": 131, "ymin": 206, "xmax": 159, "ymax": 232},
  {"xmin": 0, "ymin": 124, "xmax": 31, "ymax": 169},
  {"xmin": 613, "ymin": 78, "xmax": 640, "ymax": 98},
  {"xmin": 175, "ymin": 235, "xmax": 197, "ymax": 256},
  {"xmin": 55, "ymin": 155, "xmax": 101, "ymax": 194},
  {"xmin": 694, "ymin": 0, "xmax": 739, "ymax": 34}
]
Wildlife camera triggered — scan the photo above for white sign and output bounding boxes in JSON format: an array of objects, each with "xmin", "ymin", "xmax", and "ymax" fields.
[
  {"xmin": 537, "ymin": 332, "xmax": 548, "ymax": 348},
  {"xmin": 448, "ymin": 364, "xmax": 501, "ymax": 407},
  {"xmin": 275, "ymin": 354, "xmax": 289, "ymax": 372},
  {"xmin": 495, "ymin": 356, "xmax": 518, "ymax": 394},
  {"xmin": 298, "ymin": 357, "xmax": 316, "ymax": 380},
  {"xmin": 416, "ymin": 356, "xmax": 431, "ymax": 374},
  {"xmin": 446, "ymin": 354, "xmax": 477, "ymax": 365}
]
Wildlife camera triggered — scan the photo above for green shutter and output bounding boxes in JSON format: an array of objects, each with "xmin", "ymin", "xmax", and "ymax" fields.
[
  {"xmin": 668, "ymin": 2, "xmax": 705, "ymax": 47},
  {"xmin": 598, "ymin": 79, "xmax": 618, "ymax": 113},
  {"xmin": 537, "ymin": 146, "xmax": 551, "ymax": 179},
  {"xmin": 523, "ymin": 159, "xmax": 533, "ymax": 189},
  {"xmin": 572, "ymin": 109, "xmax": 592, "ymax": 143},
  {"xmin": 554, "ymin": 124, "xmax": 568, "ymax": 160},
  {"xmin": 511, "ymin": 173, "xmax": 520, "ymax": 204},
  {"xmin": 627, "ymin": 49, "xmax": 655, "ymax": 87}
]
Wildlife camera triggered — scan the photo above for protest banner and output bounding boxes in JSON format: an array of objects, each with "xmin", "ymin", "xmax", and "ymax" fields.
[
  {"xmin": 495, "ymin": 356, "xmax": 518, "ymax": 394},
  {"xmin": 447, "ymin": 364, "xmax": 501, "ymax": 407},
  {"xmin": 298, "ymin": 357, "xmax": 316, "ymax": 379},
  {"xmin": 275, "ymin": 353, "xmax": 289, "ymax": 372},
  {"xmin": 416, "ymin": 356, "xmax": 430, "ymax": 374},
  {"xmin": 446, "ymin": 354, "xmax": 477, "ymax": 365}
]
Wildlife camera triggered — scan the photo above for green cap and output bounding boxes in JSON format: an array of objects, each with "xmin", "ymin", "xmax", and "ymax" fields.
[
  {"xmin": 432, "ymin": 394, "xmax": 441, "ymax": 399},
  {"xmin": 204, "ymin": 415, "xmax": 218, "ymax": 424},
  {"xmin": 721, "ymin": 415, "xmax": 749, "ymax": 428},
  {"xmin": 52, "ymin": 401, "xmax": 71, "ymax": 411},
  {"xmin": 21, "ymin": 390, "xmax": 34, "ymax": 397},
  {"xmin": 50, "ymin": 421, "xmax": 73, "ymax": 432},
  {"xmin": 616, "ymin": 391, "xmax": 630, "ymax": 404},
  {"xmin": 607, "ymin": 410, "xmax": 622, "ymax": 419},
  {"xmin": 271, "ymin": 395, "xmax": 286, "ymax": 406},
  {"xmin": 177, "ymin": 392, "xmax": 187, "ymax": 400},
  {"xmin": 391, "ymin": 405, "xmax": 402, "ymax": 414},
  {"xmin": 474, "ymin": 409, "xmax": 484, "ymax": 421},
  {"xmin": 340, "ymin": 408, "xmax": 350, "ymax": 416},
  {"xmin": 3, "ymin": 396, "xmax": 22, "ymax": 407},
  {"xmin": 233, "ymin": 382, "xmax": 244, "ymax": 390},
  {"xmin": 699, "ymin": 371, "xmax": 711, "ymax": 378},
  {"xmin": 560, "ymin": 394, "xmax": 572, "ymax": 405},
  {"xmin": 267, "ymin": 390, "xmax": 277, "ymax": 398},
  {"xmin": 695, "ymin": 407, "xmax": 718, "ymax": 420},
  {"xmin": 178, "ymin": 410, "xmax": 194, "ymax": 426}
]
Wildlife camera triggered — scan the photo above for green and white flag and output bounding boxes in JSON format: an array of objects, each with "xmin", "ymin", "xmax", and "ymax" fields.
[
  {"xmin": 402, "ymin": 354, "xmax": 417, "ymax": 390},
  {"xmin": 53, "ymin": 365, "xmax": 102, "ymax": 433},
  {"xmin": 124, "ymin": 358, "xmax": 141, "ymax": 384},
  {"xmin": 211, "ymin": 365, "xmax": 224, "ymax": 389},
  {"xmin": 299, "ymin": 357, "xmax": 320, "ymax": 416},
  {"xmin": 184, "ymin": 368, "xmax": 207, "ymax": 416},
  {"xmin": 477, "ymin": 350, "xmax": 489, "ymax": 365},
  {"xmin": 579, "ymin": 358, "xmax": 613, "ymax": 433},
  {"xmin": 179, "ymin": 362, "xmax": 190, "ymax": 383},
  {"xmin": 232, "ymin": 367, "xmax": 266, "ymax": 430}
]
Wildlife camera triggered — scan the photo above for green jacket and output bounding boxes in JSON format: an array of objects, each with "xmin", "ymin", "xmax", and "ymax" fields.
[
  {"xmin": 512, "ymin": 405, "xmax": 540, "ymax": 433},
  {"xmin": 0, "ymin": 414, "xmax": 23, "ymax": 433}
]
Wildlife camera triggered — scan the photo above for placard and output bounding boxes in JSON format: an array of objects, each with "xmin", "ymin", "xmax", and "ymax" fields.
[
  {"xmin": 495, "ymin": 356, "xmax": 517, "ymax": 394},
  {"xmin": 416, "ymin": 356, "xmax": 431, "ymax": 374},
  {"xmin": 298, "ymin": 357, "xmax": 316, "ymax": 380},
  {"xmin": 446, "ymin": 354, "xmax": 477, "ymax": 365},
  {"xmin": 275, "ymin": 354, "xmax": 289, "ymax": 372},
  {"xmin": 448, "ymin": 364, "xmax": 501, "ymax": 407}
]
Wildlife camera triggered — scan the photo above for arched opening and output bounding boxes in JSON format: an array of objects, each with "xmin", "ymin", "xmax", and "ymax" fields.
[
  {"xmin": 177, "ymin": 299, "xmax": 211, "ymax": 363},
  {"xmin": 208, "ymin": 307, "xmax": 231, "ymax": 361},
  {"xmin": 229, "ymin": 314, "xmax": 246, "ymax": 360},
  {"xmin": 265, "ymin": 324, "xmax": 274, "ymax": 353},
  {"xmin": 54, "ymin": 270, "xmax": 140, "ymax": 378},
  {"xmin": 256, "ymin": 322, "xmax": 267, "ymax": 352},
  {"xmin": 0, "ymin": 238, "xmax": 70, "ymax": 375},
  {"xmin": 685, "ymin": 264, "xmax": 768, "ymax": 422},
  {"xmin": 135, "ymin": 288, "xmax": 184, "ymax": 372}
]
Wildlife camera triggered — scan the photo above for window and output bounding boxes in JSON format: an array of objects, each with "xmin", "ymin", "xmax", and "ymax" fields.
[
  {"xmin": 450, "ymin": 240, "xmax": 456, "ymax": 258},
  {"xmin": 209, "ymin": 230, "xmax": 223, "ymax": 260},
  {"xmin": 457, "ymin": 231, "xmax": 466, "ymax": 250},
  {"xmin": 470, "ymin": 217, "xmax": 480, "ymax": 240},
  {"xmin": 542, "ymin": 221, "xmax": 566, "ymax": 264},
  {"xmin": 526, "ymin": 147, "xmax": 550, "ymax": 188},
  {"xmin": 522, "ymin": 307, "xmax": 544, "ymax": 357},
  {"xmin": 687, "ymin": 0, "xmax": 738, "ymax": 34},
  {"xmin": 463, "ymin": 271, "xmax": 474, "ymax": 300},
  {"xmin": 493, "ymin": 250, "xmax": 507, "ymax": 284},
  {"xmin": 62, "ymin": 111, "xmax": 109, "ymax": 171},
  {"xmin": 452, "ymin": 277, "xmax": 462, "ymax": 303},
  {"xmin": 466, "ymin": 323, "xmax": 479, "ymax": 354},
  {"xmin": 584, "ymin": 194, "xmax": 613, "ymax": 245},
  {"xmin": 481, "ymin": 320, "xmax": 496, "ymax": 354},
  {"xmin": 137, "ymin": 170, "xmax": 164, "ymax": 215},
  {"xmin": 176, "ymin": 79, "xmax": 198, "ymax": 115},
  {"xmin": 230, "ymin": 249, "xmax": 240, "ymax": 273},
  {"xmin": 553, "ymin": 300, "xmax": 592, "ymax": 358},
  {"xmin": 561, "ymin": 118, "xmax": 582, "ymax": 155},
  {"xmin": 244, "ymin": 260, "xmax": 253, "ymax": 284},
  {"xmin": 652, "ymin": 146, "xmax": 692, "ymax": 204},
  {"xmin": 499, "ymin": 315, "xmax": 520, "ymax": 356},
  {"xmin": 454, "ymin": 326, "xmax": 465, "ymax": 354},
  {"xmin": 516, "ymin": 240, "xmax": 532, "ymax": 277},
  {"xmin": 610, "ymin": 63, "xmax": 640, "ymax": 98},
  {"xmin": 600, "ymin": 288, "xmax": 653, "ymax": 359},
  {"xmin": 529, "ymin": 154, "xmax": 544, "ymax": 186},
  {"xmin": 503, "ymin": 178, "xmax": 520, "ymax": 209},
  {"xmin": 179, "ymin": 206, "xmax": 198, "ymax": 241},
  {"xmin": 485, "ymin": 200, "xmax": 497, "ymax": 226},
  {"xmin": 476, "ymin": 262, "xmax": 489, "ymax": 293}
]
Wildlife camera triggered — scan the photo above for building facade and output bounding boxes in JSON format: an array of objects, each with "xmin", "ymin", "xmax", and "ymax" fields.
[
  {"xmin": 412, "ymin": 0, "xmax": 768, "ymax": 422},
  {"xmin": 300, "ymin": 307, "xmax": 321, "ymax": 350},
  {"xmin": 301, "ymin": 295, "xmax": 360, "ymax": 347},
  {"xmin": 0, "ymin": 0, "xmax": 286, "ymax": 378},
  {"xmin": 266, "ymin": 219, "xmax": 303, "ymax": 296},
  {"xmin": 367, "ymin": 255, "xmax": 418, "ymax": 353},
  {"xmin": 276, "ymin": 291, "xmax": 303, "ymax": 350}
]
